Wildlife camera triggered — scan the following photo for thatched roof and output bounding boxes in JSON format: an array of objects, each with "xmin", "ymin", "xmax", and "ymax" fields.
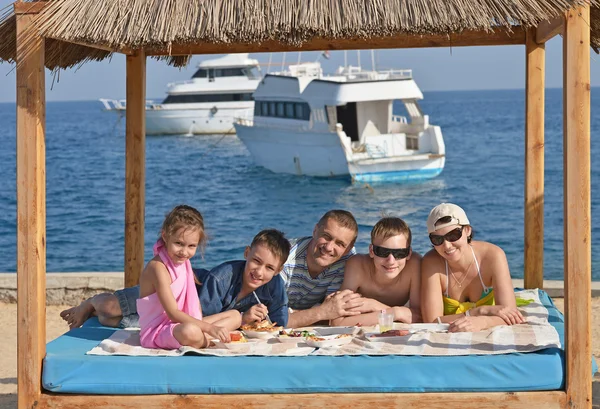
[{"xmin": 0, "ymin": 0, "xmax": 598, "ymax": 70}]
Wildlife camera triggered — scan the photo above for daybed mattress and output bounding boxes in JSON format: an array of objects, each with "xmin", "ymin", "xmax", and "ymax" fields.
[{"xmin": 42, "ymin": 290, "xmax": 596, "ymax": 394}]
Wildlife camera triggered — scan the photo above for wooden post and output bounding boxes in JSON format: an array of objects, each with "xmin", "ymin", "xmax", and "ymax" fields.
[
  {"xmin": 563, "ymin": 5, "xmax": 592, "ymax": 409},
  {"xmin": 524, "ymin": 28, "xmax": 545, "ymax": 289},
  {"xmin": 15, "ymin": 9, "xmax": 46, "ymax": 409},
  {"xmin": 124, "ymin": 51, "xmax": 146, "ymax": 288}
]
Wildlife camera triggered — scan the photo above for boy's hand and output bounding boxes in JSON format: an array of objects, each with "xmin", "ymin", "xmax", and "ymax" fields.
[
  {"xmin": 392, "ymin": 306, "xmax": 420, "ymax": 323},
  {"xmin": 242, "ymin": 304, "xmax": 270, "ymax": 325},
  {"xmin": 346, "ymin": 297, "xmax": 383, "ymax": 314},
  {"xmin": 205, "ymin": 324, "xmax": 231, "ymax": 343}
]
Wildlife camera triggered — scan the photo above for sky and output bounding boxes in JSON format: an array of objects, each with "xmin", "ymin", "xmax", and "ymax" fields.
[{"xmin": 1, "ymin": 0, "xmax": 599, "ymax": 102}]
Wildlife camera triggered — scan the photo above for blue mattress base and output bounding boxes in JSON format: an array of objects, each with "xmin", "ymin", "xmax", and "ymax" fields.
[{"xmin": 43, "ymin": 290, "xmax": 597, "ymax": 395}]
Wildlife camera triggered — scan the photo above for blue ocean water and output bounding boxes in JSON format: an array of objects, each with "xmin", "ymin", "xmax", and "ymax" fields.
[{"xmin": 0, "ymin": 88, "xmax": 598, "ymax": 280}]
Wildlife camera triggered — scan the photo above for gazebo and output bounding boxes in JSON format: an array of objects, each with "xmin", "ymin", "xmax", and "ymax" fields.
[{"xmin": 0, "ymin": 0, "xmax": 596, "ymax": 407}]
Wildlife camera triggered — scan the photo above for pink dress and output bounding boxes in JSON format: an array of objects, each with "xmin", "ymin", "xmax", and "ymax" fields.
[{"xmin": 137, "ymin": 239, "xmax": 203, "ymax": 349}]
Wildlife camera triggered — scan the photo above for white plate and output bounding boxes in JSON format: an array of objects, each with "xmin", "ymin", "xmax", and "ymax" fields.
[
  {"xmin": 364, "ymin": 330, "xmax": 411, "ymax": 343},
  {"xmin": 242, "ymin": 329, "xmax": 279, "ymax": 339},
  {"xmin": 406, "ymin": 323, "xmax": 449, "ymax": 333},
  {"xmin": 313, "ymin": 326, "xmax": 359, "ymax": 336},
  {"xmin": 214, "ymin": 339, "xmax": 263, "ymax": 351},
  {"xmin": 305, "ymin": 334, "xmax": 354, "ymax": 348}
]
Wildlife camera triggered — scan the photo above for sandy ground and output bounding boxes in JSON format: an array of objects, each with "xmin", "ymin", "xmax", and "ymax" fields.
[{"xmin": 0, "ymin": 300, "xmax": 599, "ymax": 408}]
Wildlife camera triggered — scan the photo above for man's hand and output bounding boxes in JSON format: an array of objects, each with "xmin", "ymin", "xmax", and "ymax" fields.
[
  {"xmin": 320, "ymin": 289, "xmax": 363, "ymax": 320},
  {"xmin": 474, "ymin": 305, "xmax": 524, "ymax": 325},
  {"xmin": 205, "ymin": 324, "xmax": 231, "ymax": 343},
  {"xmin": 241, "ymin": 304, "xmax": 269, "ymax": 325}
]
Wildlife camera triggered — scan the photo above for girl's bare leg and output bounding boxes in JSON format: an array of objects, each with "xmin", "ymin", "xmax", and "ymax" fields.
[
  {"xmin": 203, "ymin": 310, "xmax": 242, "ymax": 331},
  {"xmin": 173, "ymin": 323, "xmax": 210, "ymax": 349}
]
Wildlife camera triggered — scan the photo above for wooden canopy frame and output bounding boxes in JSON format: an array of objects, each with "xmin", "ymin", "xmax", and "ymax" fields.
[{"xmin": 14, "ymin": 2, "xmax": 592, "ymax": 408}]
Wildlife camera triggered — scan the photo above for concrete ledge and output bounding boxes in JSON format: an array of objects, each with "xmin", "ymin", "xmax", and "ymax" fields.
[
  {"xmin": 0, "ymin": 273, "xmax": 599, "ymax": 305},
  {"xmin": 0, "ymin": 272, "xmax": 124, "ymax": 305}
]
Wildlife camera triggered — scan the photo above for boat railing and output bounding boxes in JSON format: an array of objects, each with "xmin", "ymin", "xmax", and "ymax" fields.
[
  {"xmin": 99, "ymin": 98, "xmax": 158, "ymax": 111},
  {"xmin": 342, "ymin": 68, "xmax": 412, "ymax": 82}
]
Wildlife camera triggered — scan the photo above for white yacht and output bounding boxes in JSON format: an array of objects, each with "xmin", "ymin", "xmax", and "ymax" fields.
[
  {"xmin": 234, "ymin": 63, "xmax": 445, "ymax": 183},
  {"xmin": 100, "ymin": 54, "xmax": 261, "ymax": 135}
]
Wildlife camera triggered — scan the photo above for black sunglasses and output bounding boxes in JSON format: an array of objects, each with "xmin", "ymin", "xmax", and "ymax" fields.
[
  {"xmin": 372, "ymin": 245, "xmax": 410, "ymax": 260},
  {"xmin": 429, "ymin": 227, "xmax": 463, "ymax": 246}
]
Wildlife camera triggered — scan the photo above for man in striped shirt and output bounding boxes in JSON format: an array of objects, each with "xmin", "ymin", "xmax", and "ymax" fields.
[{"xmin": 282, "ymin": 210, "xmax": 364, "ymax": 328}]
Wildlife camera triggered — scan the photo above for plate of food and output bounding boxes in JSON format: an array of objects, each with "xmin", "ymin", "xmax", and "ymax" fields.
[
  {"xmin": 240, "ymin": 320, "xmax": 283, "ymax": 339},
  {"xmin": 276, "ymin": 329, "xmax": 315, "ymax": 343},
  {"xmin": 405, "ymin": 323, "xmax": 449, "ymax": 333},
  {"xmin": 364, "ymin": 329, "xmax": 411, "ymax": 342},
  {"xmin": 213, "ymin": 332, "xmax": 263, "ymax": 351},
  {"xmin": 304, "ymin": 334, "xmax": 354, "ymax": 348},
  {"xmin": 313, "ymin": 326, "xmax": 360, "ymax": 336}
]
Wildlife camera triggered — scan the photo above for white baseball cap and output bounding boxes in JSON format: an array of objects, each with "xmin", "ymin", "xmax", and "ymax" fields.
[{"xmin": 427, "ymin": 203, "xmax": 470, "ymax": 233}]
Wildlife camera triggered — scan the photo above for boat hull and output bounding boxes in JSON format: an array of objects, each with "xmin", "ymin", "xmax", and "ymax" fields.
[
  {"xmin": 106, "ymin": 104, "xmax": 253, "ymax": 135},
  {"xmin": 235, "ymin": 123, "xmax": 444, "ymax": 182}
]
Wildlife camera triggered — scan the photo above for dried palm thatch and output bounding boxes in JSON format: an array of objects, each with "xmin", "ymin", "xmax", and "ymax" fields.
[{"xmin": 0, "ymin": 0, "xmax": 598, "ymax": 69}]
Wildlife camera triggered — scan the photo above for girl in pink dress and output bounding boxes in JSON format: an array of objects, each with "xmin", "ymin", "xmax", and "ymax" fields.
[{"xmin": 137, "ymin": 205, "xmax": 241, "ymax": 349}]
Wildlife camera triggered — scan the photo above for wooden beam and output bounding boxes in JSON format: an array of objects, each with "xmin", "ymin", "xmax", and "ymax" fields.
[
  {"xmin": 144, "ymin": 28, "xmax": 526, "ymax": 56},
  {"xmin": 45, "ymin": 36, "xmax": 132, "ymax": 55},
  {"xmin": 124, "ymin": 51, "xmax": 146, "ymax": 288},
  {"xmin": 13, "ymin": 1, "xmax": 49, "ymax": 15},
  {"xmin": 563, "ymin": 5, "xmax": 592, "ymax": 409},
  {"xmin": 524, "ymin": 29, "xmax": 545, "ymax": 290},
  {"xmin": 16, "ymin": 11, "xmax": 46, "ymax": 409},
  {"xmin": 536, "ymin": 16, "xmax": 564, "ymax": 44},
  {"xmin": 40, "ymin": 390, "xmax": 567, "ymax": 409}
]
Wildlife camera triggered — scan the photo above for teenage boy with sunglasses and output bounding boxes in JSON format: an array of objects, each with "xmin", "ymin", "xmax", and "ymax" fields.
[{"xmin": 330, "ymin": 217, "xmax": 422, "ymax": 327}]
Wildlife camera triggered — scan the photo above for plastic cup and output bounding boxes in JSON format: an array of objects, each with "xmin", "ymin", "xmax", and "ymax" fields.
[{"xmin": 378, "ymin": 310, "xmax": 394, "ymax": 333}]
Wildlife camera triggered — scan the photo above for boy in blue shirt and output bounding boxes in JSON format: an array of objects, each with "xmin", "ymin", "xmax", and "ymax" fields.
[
  {"xmin": 196, "ymin": 229, "xmax": 291, "ymax": 327},
  {"xmin": 61, "ymin": 229, "xmax": 290, "ymax": 328}
]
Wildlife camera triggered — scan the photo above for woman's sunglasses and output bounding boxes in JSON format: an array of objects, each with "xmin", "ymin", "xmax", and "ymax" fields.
[
  {"xmin": 429, "ymin": 227, "xmax": 463, "ymax": 246},
  {"xmin": 372, "ymin": 245, "xmax": 410, "ymax": 260}
]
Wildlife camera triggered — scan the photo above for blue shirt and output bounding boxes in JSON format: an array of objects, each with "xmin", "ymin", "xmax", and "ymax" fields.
[{"xmin": 195, "ymin": 260, "xmax": 289, "ymax": 327}]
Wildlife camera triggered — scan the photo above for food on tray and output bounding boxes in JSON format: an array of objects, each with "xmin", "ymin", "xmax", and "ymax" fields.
[
  {"xmin": 373, "ymin": 329, "xmax": 410, "ymax": 337},
  {"xmin": 335, "ymin": 334, "xmax": 352, "ymax": 339},
  {"xmin": 306, "ymin": 335, "xmax": 327, "ymax": 342},
  {"xmin": 279, "ymin": 329, "xmax": 314, "ymax": 338},
  {"xmin": 240, "ymin": 320, "xmax": 282, "ymax": 332},
  {"xmin": 230, "ymin": 332, "xmax": 247, "ymax": 343}
]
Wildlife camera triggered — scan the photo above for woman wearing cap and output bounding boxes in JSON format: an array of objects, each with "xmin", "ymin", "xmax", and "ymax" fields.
[{"xmin": 421, "ymin": 203, "xmax": 525, "ymax": 332}]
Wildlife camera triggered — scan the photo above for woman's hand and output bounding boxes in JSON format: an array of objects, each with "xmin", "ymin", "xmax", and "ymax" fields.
[
  {"xmin": 475, "ymin": 305, "xmax": 524, "ymax": 325},
  {"xmin": 205, "ymin": 324, "xmax": 231, "ymax": 343},
  {"xmin": 448, "ymin": 316, "xmax": 489, "ymax": 332},
  {"xmin": 241, "ymin": 304, "xmax": 269, "ymax": 325}
]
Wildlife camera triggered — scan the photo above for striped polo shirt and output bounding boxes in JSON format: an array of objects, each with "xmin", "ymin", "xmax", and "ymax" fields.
[{"xmin": 280, "ymin": 236, "xmax": 356, "ymax": 310}]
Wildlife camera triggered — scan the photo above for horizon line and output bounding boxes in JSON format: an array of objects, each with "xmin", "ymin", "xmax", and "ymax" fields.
[{"xmin": 0, "ymin": 85, "xmax": 592, "ymax": 104}]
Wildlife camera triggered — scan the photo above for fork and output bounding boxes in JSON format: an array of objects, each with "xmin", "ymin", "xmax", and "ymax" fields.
[{"xmin": 252, "ymin": 291, "xmax": 273, "ymax": 324}]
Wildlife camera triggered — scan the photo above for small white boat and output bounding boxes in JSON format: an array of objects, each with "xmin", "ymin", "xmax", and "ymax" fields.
[
  {"xmin": 234, "ymin": 63, "xmax": 445, "ymax": 183},
  {"xmin": 100, "ymin": 54, "xmax": 261, "ymax": 135}
]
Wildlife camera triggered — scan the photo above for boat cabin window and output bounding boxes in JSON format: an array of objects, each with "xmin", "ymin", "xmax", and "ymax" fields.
[
  {"xmin": 192, "ymin": 69, "xmax": 208, "ymax": 78},
  {"xmin": 254, "ymin": 100, "xmax": 311, "ymax": 121},
  {"xmin": 276, "ymin": 103, "xmax": 285, "ymax": 117},
  {"xmin": 285, "ymin": 103, "xmax": 295, "ymax": 118},
  {"xmin": 162, "ymin": 93, "xmax": 253, "ymax": 104},
  {"xmin": 192, "ymin": 67, "xmax": 255, "ymax": 79},
  {"xmin": 242, "ymin": 67, "xmax": 261, "ymax": 79}
]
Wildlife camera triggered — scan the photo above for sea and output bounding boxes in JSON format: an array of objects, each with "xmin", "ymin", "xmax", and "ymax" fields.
[{"xmin": 0, "ymin": 88, "xmax": 598, "ymax": 280}]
